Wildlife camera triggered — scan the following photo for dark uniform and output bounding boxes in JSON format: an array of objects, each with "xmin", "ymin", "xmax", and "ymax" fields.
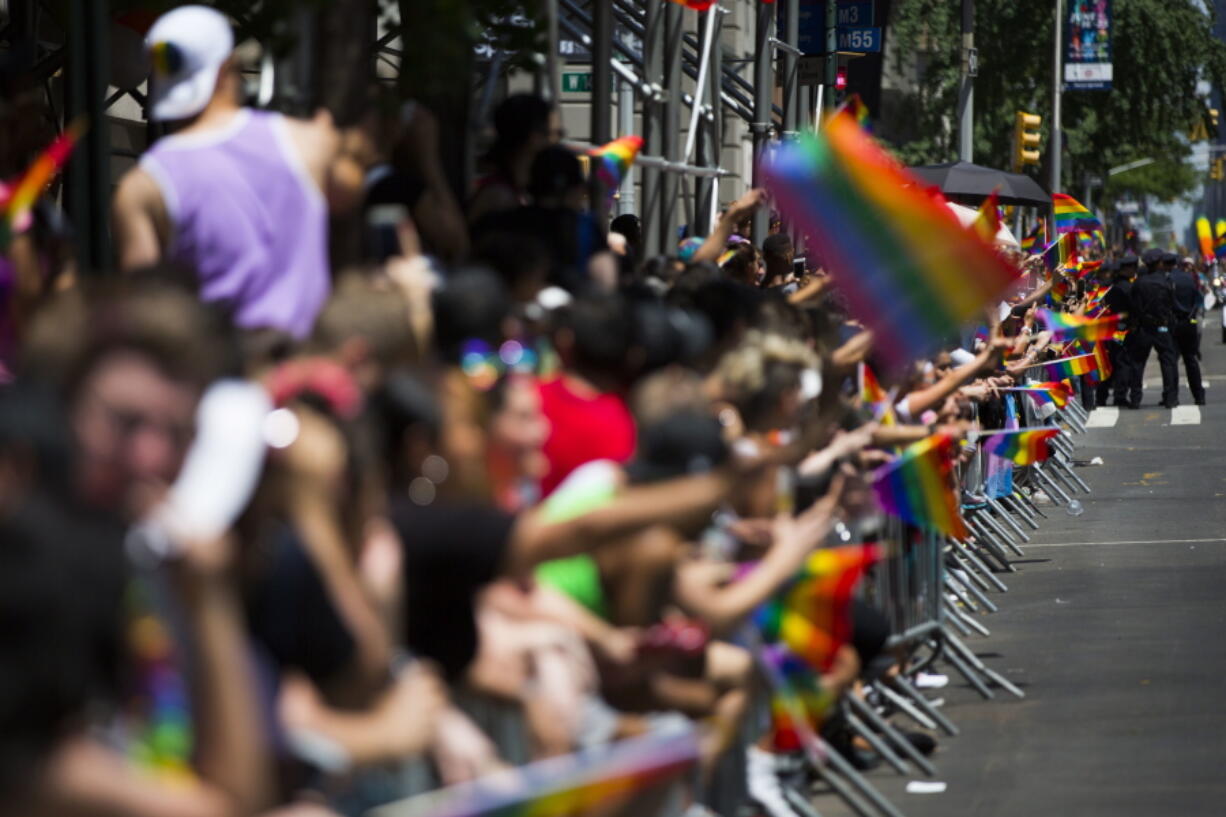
[
  {"xmin": 1099, "ymin": 256, "xmax": 1137, "ymax": 407},
  {"xmin": 1126, "ymin": 249, "xmax": 1181, "ymax": 408},
  {"xmin": 1169, "ymin": 260, "xmax": 1206, "ymax": 405}
]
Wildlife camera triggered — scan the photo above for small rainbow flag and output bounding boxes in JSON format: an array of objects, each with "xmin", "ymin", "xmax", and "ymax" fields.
[
  {"xmin": 1009, "ymin": 385, "xmax": 1069, "ymax": 409},
  {"xmin": 1088, "ymin": 341, "xmax": 1112, "ymax": 384},
  {"xmin": 1, "ymin": 119, "xmax": 85, "ymax": 245},
  {"xmin": 753, "ymin": 545, "xmax": 882, "ymax": 673},
  {"xmin": 972, "ymin": 190, "xmax": 1002, "ymax": 244},
  {"xmin": 1050, "ymin": 276, "xmax": 1072, "ymax": 305},
  {"xmin": 1041, "ymin": 232, "xmax": 1078, "ymax": 274},
  {"xmin": 1215, "ymin": 219, "xmax": 1226, "ymax": 260},
  {"xmin": 981, "ymin": 428, "xmax": 1060, "ymax": 466},
  {"xmin": 1052, "ymin": 192, "xmax": 1102, "ymax": 235},
  {"xmin": 760, "ymin": 113, "xmax": 1018, "ymax": 369},
  {"xmin": 871, "ymin": 434, "xmax": 968, "ymax": 538},
  {"xmin": 1020, "ymin": 222, "xmax": 1043, "ymax": 254},
  {"xmin": 1197, "ymin": 216, "xmax": 1214, "ymax": 261},
  {"xmin": 761, "ymin": 645, "xmax": 835, "ymax": 752},
  {"xmin": 589, "ymin": 135, "xmax": 643, "ymax": 194},
  {"xmin": 859, "ymin": 363, "xmax": 895, "ymax": 425},
  {"xmin": 1041, "ymin": 353, "xmax": 1096, "ymax": 381},
  {"xmin": 1035, "ymin": 308, "xmax": 1122, "ymax": 342},
  {"xmin": 837, "ymin": 93, "xmax": 872, "ymax": 132}
]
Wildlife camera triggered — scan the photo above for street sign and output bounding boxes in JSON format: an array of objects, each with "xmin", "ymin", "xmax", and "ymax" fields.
[
  {"xmin": 837, "ymin": 27, "xmax": 881, "ymax": 53},
  {"xmin": 836, "ymin": 2, "xmax": 874, "ymax": 27},
  {"xmin": 797, "ymin": 55, "xmax": 823, "ymax": 85},
  {"xmin": 562, "ymin": 71, "xmax": 591, "ymax": 93}
]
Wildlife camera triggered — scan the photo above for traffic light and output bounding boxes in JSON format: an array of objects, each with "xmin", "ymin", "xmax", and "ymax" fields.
[
  {"xmin": 1013, "ymin": 111, "xmax": 1042, "ymax": 172},
  {"xmin": 1211, "ymin": 158, "xmax": 1225, "ymax": 182}
]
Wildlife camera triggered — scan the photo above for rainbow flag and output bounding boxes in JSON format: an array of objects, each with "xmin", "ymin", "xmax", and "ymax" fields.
[
  {"xmin": 1215, "ymin": 219, "xmax": 1226, "ymax": 260},
  {"xmin": 981, "ymin": 428, "xmax": 1060, "ymax": 466},
  {"xmin": 373, "ymin": 728, "xmax": 701, "ymax": 817},
  {"xmin": 1049, "ymin": 276, "xmax": 1072, "ymax": 305},
  {"xmin": 871, "ymin": 434, "xmax": 967, "ymax": 538},
  {"xmin": 589, "ymin": 135, "xmax": 643, "ymax": 194},
  {"xmin": 1197, "ymin": 216, "xmax": 1214, "ymax": 261},
  {"xmin": 1052, "ymin": 192, "xmax": 1102, "ymax": 235},
  {"xmin": 761, "ymin": 645, "xmax": 835, "ymax": 752},
  {"xmin": 1010, "ymin": 385, "xmax": 1069, "ymax": 409},
  {"xmin": 859, "ymin": 363, "xmax": 895, "ymax": 425},
  {"xmin": 760, "ymin": 113, "xmax": 1018, "ymax": 369},
  {"xmin": 1020, "ymin": 223, "xmax": 1043, "ymax": 254},
  {"xmin": 972, "ymin": 190, "xmax": 1002, "ymax": 244},
  {"xmin": 1087, "ymin": 341, "xmax": 1112, "ymax": 384},
  {"xmin": 1041, "ymin": 232, "xmax": 1078, "ymax": 274},
  {"xmin": 983, "ymin": 395, "xmax": 1018, "ymax": 499},
  {"xmin": 1, "ymin": 119, "xmax": 85, "ymax": 245},
  {"xmin": 1042, "ymin": 353, "xmax": 1096, "ymax": 381},
  {"xmin": 1035, "ymin": 308, "xmax": 1122, "ymax": 342},
  {"xmin": 840, "ymin": 93, "xmax": 872, "ymax": 131},
  {"xmin": 666, "ymin": 0, "xmax": 715, "ymax": 8},
  {"xmin": 753, "ymin": 545, "xmax": 882, "ymax": 673}
]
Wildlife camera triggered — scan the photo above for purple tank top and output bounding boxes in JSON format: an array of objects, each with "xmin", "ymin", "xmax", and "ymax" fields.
[{"xmin": 142, "ymin": 110, "xmax": 329, "ymax": 339}]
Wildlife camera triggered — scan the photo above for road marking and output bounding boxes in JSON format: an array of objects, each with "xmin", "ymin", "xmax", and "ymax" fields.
[
  {"xmin": 1086, "ymin": 407, "xmax": 1119, "ymax": 428},
  {"xmin": 1171, "ymin": 405, "xmax": 1201, "ymax": 425},
  {"xmin": 1027, "ymin": 537, "xmax": 1226, "ymax": 549}
]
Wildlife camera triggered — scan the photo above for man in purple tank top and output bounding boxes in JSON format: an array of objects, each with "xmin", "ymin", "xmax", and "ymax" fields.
[{"xmin": 113, "ymin": 5, "xmax": 350, "ymax": 340}]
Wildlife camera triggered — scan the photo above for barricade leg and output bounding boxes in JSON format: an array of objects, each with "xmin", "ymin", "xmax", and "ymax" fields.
[
  {"xmin": 845, "ymin": 694, "xmax": 937, "ymax": 778},
  {"xmin": 948, "ymin": 551, "xmax": 995, "ymax": 594},
  {"xmin": 964, "ymin": 517, "xmax": 1016, "ymax": 571},
  {"xmin": 1000, "ymin": 493, "xmax": 1041, "ymax": 530},
  {"xmin": 952, "ymin": 539, "xmax": 1009, "ymax": 591},
  {"xmin": 941, "ymin": 637, "xmax": 995, "ymax": 700},
  {"xmin": 871, "ymin": 680, "xmax": 939, "ymax": 732},
  {"xmin": 1012, "ymin": 486, "xmax": 1048, "ymax": 519},
  {"xmin": 809, "ymin": 733, "xmax": 910, "ymax": 817},
  {"xmin": 1030, "ymin": 463, "xmax": 1074, "ymax": 506},
  {"xmin": 973, "ymin": 509, "xmax": 1026, "ymax": 557},
  {"xmin": 943, "ymin": 573, "xmax": 980, "ymax": 613},
  {"xmin": 985, "ymin": 496, "xmax": 1030, "ymax": 542},
  {"xmin": 947, "ymin": 563, "xmax": 998, "ymax": 612},
  {"xmin": 882, "ymin": 676, "xmax": 959, "ymax": 737},
  {"xmin": 943, "ymin": 595, "xmax": 990, "ymax": 637},
  {"xmin": 942, "ymin": 629, "xmax": 1025, "ymax": 700},
  {"xmin": 843, "ymin": 709, "xmax": 912, "ymax": 776}
]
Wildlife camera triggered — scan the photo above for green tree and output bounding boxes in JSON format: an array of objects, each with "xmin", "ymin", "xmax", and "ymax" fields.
[{"xmin": 884, "ymin": 0, "xmax": 1226, "ymax": 206}]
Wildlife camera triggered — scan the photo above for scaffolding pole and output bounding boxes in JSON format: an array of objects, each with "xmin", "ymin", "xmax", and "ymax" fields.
[{"xmin": 751, "ymin": 0, "xmax": 773, "ymax": 243}]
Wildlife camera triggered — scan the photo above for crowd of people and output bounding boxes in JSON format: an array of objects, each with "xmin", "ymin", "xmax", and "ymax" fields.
[{"xmin": 0, "ymin": 6, "xmax": 1203, "ymax": 817}]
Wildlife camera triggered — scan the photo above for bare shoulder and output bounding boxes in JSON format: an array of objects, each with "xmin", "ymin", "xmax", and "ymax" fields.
[
  {"xmin": 281, "ymin": 109, "xmax": 341, "ymax": 186},
  {"xmin": 114, "ymin": 164, "xmax": 162, "ymax": 209}
]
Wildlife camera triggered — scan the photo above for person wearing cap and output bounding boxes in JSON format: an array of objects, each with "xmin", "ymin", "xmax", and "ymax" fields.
[
  {"xmin": 1101, "ymin": 254, "xmax": 1139, "ymax": 407},
  {"xmin": 113, "ymin": 5, "xmax": 350, "ymax": 340},
  {"xmin": 1126, "ymin": 249, "xmax": 1181, "ymax": 408},
  {"xmin": 1169, "ymin": 251, "xmax": 1207, "ymax": 405}
]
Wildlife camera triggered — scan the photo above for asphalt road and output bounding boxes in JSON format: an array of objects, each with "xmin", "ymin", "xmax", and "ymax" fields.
[{"xmin": 818, "ymin": 316, "xmax": 1226, "ymax": 817}]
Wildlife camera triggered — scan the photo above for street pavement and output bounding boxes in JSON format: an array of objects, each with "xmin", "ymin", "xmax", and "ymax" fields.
[{"xmin": 818, "ymin": 317, "xmax": 1226, "ymax": 817}]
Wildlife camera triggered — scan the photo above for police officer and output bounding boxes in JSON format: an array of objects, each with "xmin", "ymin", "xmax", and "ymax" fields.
[
  {"xmin": 1101, "ymin": 254, "xmax": 1138, "ymax": 407},
  {"xmin": 1126, "ymin": 249, "xmax": 1181, "ymax": 408},
  {"xmin": 1170, "ymin": 255, "xmax": 1206, "ymax": 405}
]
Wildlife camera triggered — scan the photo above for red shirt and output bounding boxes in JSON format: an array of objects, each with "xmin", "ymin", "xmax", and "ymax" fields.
[{"xmin": 537, "ymin": 376, "xmax": 636, "ymax": 497}]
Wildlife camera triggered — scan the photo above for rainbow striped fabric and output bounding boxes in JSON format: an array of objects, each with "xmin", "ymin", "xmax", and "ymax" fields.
[
  {"xmin": 761, "ymin": 644, "xmax": 835, "ymax": 752},
  {"xmin": 1011, "ymin": 385, "xmax": 1068, "ymax": 409},
  {"xmin": 760, "ymin": 113, "xmax": 1018, "ymax": 369},
  {"xmin": 1088, "ymin": 341, "xmax": 1112, "ymax": 384},
  {"xmin": 378, "ymin": 728, "xmax": 701, "ymax": 817},
  {"xmin": 666, "ymin": 0, "xmax": 715, "ymax": 9},
  {"xmin": 981, "ymin": 428, "xmax": 1060, "ymax": 466},
  {"xmin": 1216, "ymin": 219, "xmax": 1226, "ymax": 260},
  {"xmin": 1020, "ymin": 223, "xmax": 1043, "ymax": 254},
  {"xmin": 842, "ymin": 93, "xmax": 871, "ymax": 131},
  {"xmin": 589, "ymin": 135, "xmax": 643, "ymax": 194},
  {"xmin": 753, "ymin": 545, "xmax": 882, "ymax": 673},
  {"xmin": 859, "ymin": 363, "xmax": 896, "ymax": 425},
  {"xmin": 1041, "ymin": 232, "xmax": 1078, "ymax": 274},
  {"xmin": 871, "ymin": 433, "xmax": 968, "ymax": 538},
  {"xmin": 1052, "ymin": 192, "xmax": 1102, "ymax": 235},
  {"xmin": 1197, "ymin": 216, "xmax": 1214, "ymax": 261},
  {"xmin": 1042, "ymin": 353, "xmax": 1096, "ymax": 381},
  {"xmin": 972, "ymin": 190, "xmax": 1002, "ymax": 244},
  {"xmin": 1, "ymin": 119, "xmax": 84, "ymax": 245},
  {"xmin": 1035, "ymin": 308, "xmax": 1121, "ymax": 342}
]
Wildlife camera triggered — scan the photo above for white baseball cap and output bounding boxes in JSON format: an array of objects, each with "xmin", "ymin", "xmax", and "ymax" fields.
[{"xmin": 145, "ymin": 5, "xmax": 234, "ymax": 122}]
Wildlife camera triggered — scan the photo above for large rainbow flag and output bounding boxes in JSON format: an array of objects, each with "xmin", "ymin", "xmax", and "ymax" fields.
[
  {"xmin": 760, "ymin": 113, "xmax": 1018, "ymax": 370},
  {"xmin": 367, "ymin": 728, "xmax": 701, "ymax": 817},
  {"xmin": 1216, "ymin": 219, "xmax": 1226, "ymax": 260},
  {"xmin": 1035, "ymin": 308, "xmax": 1122, "ymax": 342},
  {"xmin": 981, "ymin": 428, "xmax": 1060, "ymax": 466},
  {"xmin": 1052, "ymin": 193, "xmax": 1102, "ymax": 235},
  {"xmin": 871, "ymin": 433, "xmax": 967, "ymax": 538},
  {"xmin": 1042, "ymin": 353, "xmax": 1096, "ymax": 381}
]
